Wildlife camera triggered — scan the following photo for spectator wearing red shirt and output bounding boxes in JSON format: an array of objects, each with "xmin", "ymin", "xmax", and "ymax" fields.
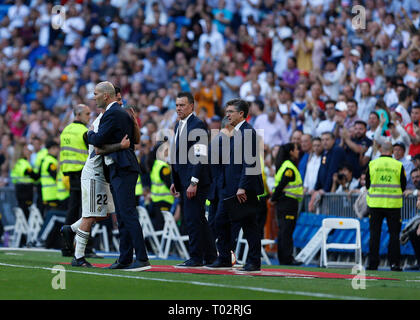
[{"xmin": 405, "ymin": 105, "xmax": 420, "ymax": 157}]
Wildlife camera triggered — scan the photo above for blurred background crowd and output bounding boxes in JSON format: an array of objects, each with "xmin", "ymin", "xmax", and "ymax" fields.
[{"xmin": 0, "ymin": 0, "xmax": 419, "ymax": 204}]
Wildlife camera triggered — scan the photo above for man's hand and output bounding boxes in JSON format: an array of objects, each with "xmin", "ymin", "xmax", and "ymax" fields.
[
  {"xmin": 120, "ymin": 134, "xmax": 130, "ymax": 149},
  {"xmin": 186, "ymin": 184, "xmax": 197, "ymax": 199},
  {"xmin": 236, "ymin": 188, "xmax": 247, "ymax": 203},
  {"xmin": 170, "ymin": 183, "xmax": 180, "ymax": 198}
]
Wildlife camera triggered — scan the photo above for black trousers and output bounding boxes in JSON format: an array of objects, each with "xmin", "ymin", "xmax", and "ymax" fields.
[
  {"xmin": 15, "ymin": 184, "xmax": 34, "ymax": 220},
  {"xmin": 368, "ymin": 207, "xmax": 401, "ymax": 268},
  {"xmin": 150, "ymin": 200, "xmax": 172, "ymax": 231},
  {"xmin": 256, "ymin": 195, "xmax": 268, "ymax": 239},
  {"xmin": 64, "ymin": 173, "xmax": 82, "ymax": 225},
  {"xmin": 276, "ymin": 206, "xmax": 298, "ymax": 265}
]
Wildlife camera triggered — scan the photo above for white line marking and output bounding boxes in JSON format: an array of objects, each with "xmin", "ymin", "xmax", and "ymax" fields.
[{"xmin": 0, "ymin": 262, "xmax": 373, "ymax": 300}]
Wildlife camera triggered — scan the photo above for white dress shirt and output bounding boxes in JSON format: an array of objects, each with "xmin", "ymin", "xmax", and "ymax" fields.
[{"xmin": 104, "ymin": 101, "xmax": 118, "ymax": 166}]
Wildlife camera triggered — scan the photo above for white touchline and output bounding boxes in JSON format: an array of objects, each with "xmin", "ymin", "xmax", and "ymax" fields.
[{"xmin": 0, "ymin": 262, "xmax": 373, "ymax": 300}]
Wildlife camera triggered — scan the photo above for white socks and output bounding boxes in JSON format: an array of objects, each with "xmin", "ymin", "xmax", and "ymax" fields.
[
  {"xmin": 70, "ymin": 218, "xmax": 82, "ymax": 232},
  {"xmin": 75, "ymin": 228, "xmax": 89, "ymax": 259}
]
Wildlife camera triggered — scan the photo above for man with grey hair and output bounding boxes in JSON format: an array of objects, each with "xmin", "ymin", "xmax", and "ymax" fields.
[
  {"xmin": 87, "ymin": 81, "xmax": 150, "ymax": 271},
  {"xmin": 59, "ymin": 103, "xmax": 94, "ymax": 257}
]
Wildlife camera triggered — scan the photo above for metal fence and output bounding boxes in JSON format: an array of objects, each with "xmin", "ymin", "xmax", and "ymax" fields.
[
  {"xmin": 301, "ymin": 192, "xmax": 418, "ymax": 220},
  {"xmin": 0, "ymin": 187, "xmax": 17, "ymax": 226}
]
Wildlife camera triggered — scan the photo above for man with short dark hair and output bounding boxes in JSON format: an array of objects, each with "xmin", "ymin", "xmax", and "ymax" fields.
[
  {"xmin": 209, "ymin": 98, "xmax": 264, "ymax": 272},
  {"xmin": 170, "ymin": 92, "xmax": 217, "ymax": 267}
]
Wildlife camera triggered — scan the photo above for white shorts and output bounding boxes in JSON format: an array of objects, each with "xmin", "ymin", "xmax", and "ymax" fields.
[{"xmin": 81, "ymin": 178, "xmax": 115, "ymax": 217}]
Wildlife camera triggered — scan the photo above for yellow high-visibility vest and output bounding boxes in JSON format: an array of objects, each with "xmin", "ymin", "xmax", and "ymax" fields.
[
  {"xmin": 11, "ymin": 159, "xmax": 34, "ymax": 184},
  {"xmin": 367, "ymin": 156, "xmax": 403, "ymax": 209},
  {"xmin": 136, "ymin": 175, "xmax": 143, "ymax": 196},
  {"xmin": 150, "ymin": 160, "xmax": 174, "ymax": 204},
  {"xmin": 274, "ymin": 160, "xmax": 304, "ymax": 202},
  {"xmin": 40, "ymin": 154, "xmax": 58, "ymax": 202},
  {"xmin": 56, "ymin": 168, "xmax": 70, "ymax": 201},
  {"xmin": 60, "ymin": 122, "xmax": 88, "ymax": 173}
]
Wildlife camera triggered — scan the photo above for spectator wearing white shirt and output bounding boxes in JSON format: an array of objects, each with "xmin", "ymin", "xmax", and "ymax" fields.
[
  {"xmin": 394, "ymin": 88, "xmax": 413, "ymax": 127},
  {"xmin": 315, "ymin": 59, "xmax": 341, "ymax": 100},
  {"xmin": 303, "ymin": 137, "xmax": 323, "ymax": 194},
  {"xmin": 62, "ymin": 6, "xmax": 86, "ymax": 47},
  {"xmin": 7, "ymin": 0, "xmax": 30, "ymax": 30},
  {"xmin": 356, "ymin": 81, "xmax": 377, "ymax": 123},
  {"xmin": 66, "ymin": 37, "xmax": 87, "ymax": 68},
  {"xmin": 253, "ymin": 106, "xmax": 289, "ymax": 149},
  {"xmin": 198, "ymin": 18, "xmax": 225, "ymax": 59},
  {"xmin": 331, "ymin": 163, "xmax": 360, "ymax": 193},
  {"xmin": 396, "ymin": 61, "xmax": 418, "ymax": 89},
  {"xmin": 316, "ymin": 100, "xmax": 337, "ymax": 137}
]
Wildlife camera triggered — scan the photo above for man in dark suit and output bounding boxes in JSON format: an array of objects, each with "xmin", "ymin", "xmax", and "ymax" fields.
[
  {"xmin": 170, "ymin": 92, "xmax": 217, "ymax": 267},
  {"xmin": 208, "ymin": 98, "xmax": 264, "ymax": 272},
  {"xmin": 87, "ymin": 81, "xmax": 150, "ymax": 271}
]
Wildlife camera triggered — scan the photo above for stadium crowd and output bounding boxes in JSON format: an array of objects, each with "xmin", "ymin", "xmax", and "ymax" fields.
[{"xmin": 0, "ymin": 0, "xmax": 420, "ymax": 249}]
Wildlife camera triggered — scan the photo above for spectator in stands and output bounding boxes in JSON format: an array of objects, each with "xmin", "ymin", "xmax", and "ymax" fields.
[
  {"xmin": 395, "ymin": 88, "xmax": 414, "ymax": 127},
  {"xmin": 340, "ymin": 120, "xmax": 372, "ymax": 179},
  {"xmin": 393, "ymin": 142, "xmax": 416, "ymax": 189},
  {"xmin": 315, "ymin": 100, "xmax": 336, "ymax": 137},
  {"xmin": 298, "ymin": 133, "xmax": 312, "ymax": 179},
  {"xmin": 331, "ymin": 162, "xmax": 359, "ymax": 193},
  {"xmin": 405, "ymin": 105, "xmax": 420, "ymax": 157},
  {"xmin": 366, "ymin": 111, "xmax": 381, "ymax": 141},
  {"xmin": 315, "ymin": 59, "xmax": 341, "ymax": 101},
  {"xmin": 356, "ymin": 81, "xmax": 377, "ymax": 123},
  {"xmin": 253, "ymin": 106, "xmax": 288, "ymax": 149},
  {"xmin": 302, "ymin": 136, "xmax": 323, "ymax": 194},
  {"xmin": 343, "ymin": 99, "xmax": 362, "ymax": 129},
  {"xmin": 194, "ymin": 73, "xmax": 222, "ymax": 118},
  {"xmin": 314, "ymin": 131, "xmax": 346, "ymax": 193},
  {"xmin": 396, "ymin": 61, "xmax": 418, "ymax": 89}
]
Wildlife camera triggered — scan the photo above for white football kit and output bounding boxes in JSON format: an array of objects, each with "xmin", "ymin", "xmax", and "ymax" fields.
[{"xmin": 81, "ymin": 113, "xmax": 115, "ymax": 217}]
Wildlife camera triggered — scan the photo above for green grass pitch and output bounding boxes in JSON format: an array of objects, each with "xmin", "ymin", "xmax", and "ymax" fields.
[{"xmin": 1, "ymin": 249, "xmax": 420, "ymax": 300}]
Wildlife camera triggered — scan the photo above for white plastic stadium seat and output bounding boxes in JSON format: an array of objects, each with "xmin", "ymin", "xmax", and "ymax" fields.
[
  {"xmin": 27, "ymin": 205, "xmax": 44, "ymax": 244},
  {"xmin": 137, "ymin": 206, "xmax": 163, "ymax": 257},
  {"xmin": 91, "ymin": 223, "xmax": 109, "ymax": 252},
  {"xmin": 10, "ymin": 207, "xmax": 29, "ymax": 247},
  {"xmin": 320, "ymin": 218, "xmax": 362, "ymax": 268},
  {"xmin": 235, "ymin": 228, "xmax": 275, "ymax": 265},
  {"xmin": 159, "ymin": 211, "xmax": 190, "ymax": 260}
]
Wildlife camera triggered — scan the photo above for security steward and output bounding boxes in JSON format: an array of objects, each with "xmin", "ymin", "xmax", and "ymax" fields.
[
  {"xmin": 148, "ymin": 141, "xmax": 174, "ymax": 231},
  {"xmin": 40, "ymin": 140, "xmax": 61, "ymax": 211},
  {"xmin": 56, "ymin": 165, "xmax": 70, "ymax": 210},
  {"xmin": 366, "ymin": 141, "xmax": 406, "ymax": 271},
  {"xmin": 269, "ymin": 143, "xmax": 303, "ymax": 266},
  {"xmin": 59, "ymin": 104, "xmax": 90, "ymax": 257},
  {"xmin": 11, "ymin": 144, "xmax": 40, "ymax": 220},
  {"xmin": 33, "ymin": 140, "xmax": 48, "ymax": 216}
]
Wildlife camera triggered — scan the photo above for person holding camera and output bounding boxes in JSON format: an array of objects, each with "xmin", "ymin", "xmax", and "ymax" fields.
[{"xmin": 331, "ymin": 162, "xmax": 359, "ymax": 193}]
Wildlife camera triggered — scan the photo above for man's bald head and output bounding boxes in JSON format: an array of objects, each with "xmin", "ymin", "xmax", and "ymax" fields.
[
  {"xmin": 380, "ymin": 141, "xmax": 393, "ymax": 155},
  {"xmin": 93, "ymin": 81, "xmax": 117, "ymax": 109},
  {"xmin": 74, "ymin": 104, "xmax": 90, "ymax": 125}
]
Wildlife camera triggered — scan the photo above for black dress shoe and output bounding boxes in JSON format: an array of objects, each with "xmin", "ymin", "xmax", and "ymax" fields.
[
  {"xmin": 175, "ymin": 259, "xmax": 204, "ymax": 268},
  {"xmin": 204, "ymin": 259, "xmax": 232, "ymax": 269},
  {"xmin": 238, "ymin": 263, "xmax": 261, "ymax": 272},
  {"xmin": 107, "ymin": 259, "xmax": 132, "ymax": 269},
  {"xmin": 71, "ymin": 256, "xmax": 93, "ymax": 268},
  {"xmin": 390, "ymin": 265, "xmax": 402, "ymax": 271},
  {"xmin": 60, "ymin": 225, "xmax": 74, "ymax": 251},
  {"xmin": 124, "ymin": 260, "xmax": 152, "ymax": 272}
]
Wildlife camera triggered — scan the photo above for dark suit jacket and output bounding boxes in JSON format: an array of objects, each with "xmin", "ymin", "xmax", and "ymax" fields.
[
  {"xmin": 87, "ymin": 102, "xmax": 140, "ymax": 172},
  {"xmin": 207, "ymin": 132, "xmax": 229, "ymax": 201},
  {"xmin": 222, "ymin": 121, "xmax": 264, "ymax": 198},
  {"xmin": 315, "ymin": 144, "xmax": 346, "ymax": 192},
  {"xmin": 171, "ymin": 113, "xmax": 211, "ymax": 190}
]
